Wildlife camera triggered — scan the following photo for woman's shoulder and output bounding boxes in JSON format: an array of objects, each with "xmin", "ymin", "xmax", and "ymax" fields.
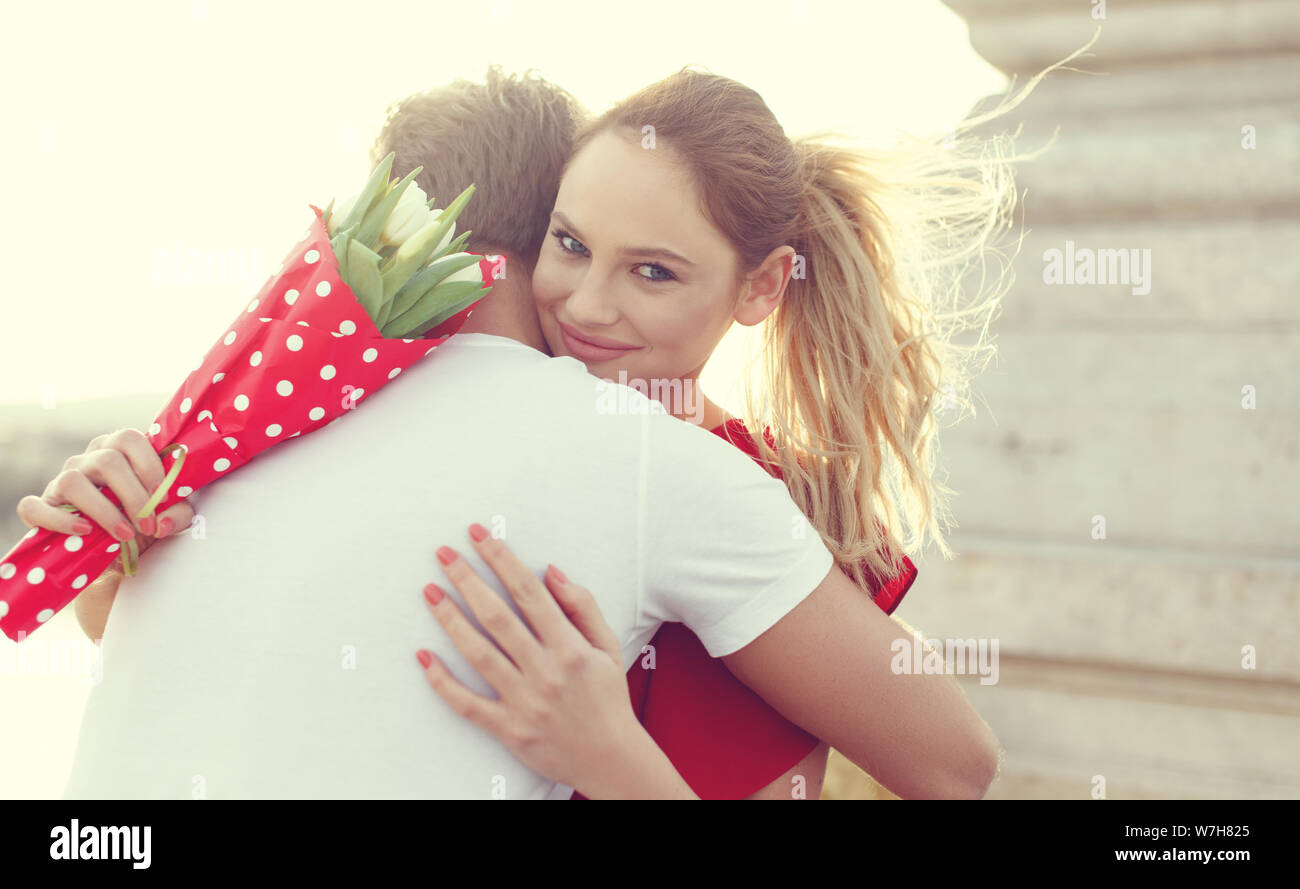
[
  {"xmin": 708, "ymin": 417, "xmax": 782, "ymax": 477},
  {"xmin": 710, "ymin": 416, "xmax": 918, "ymax": 613}
]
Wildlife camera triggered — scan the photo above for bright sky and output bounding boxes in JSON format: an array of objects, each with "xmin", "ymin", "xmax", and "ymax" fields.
[{"xmin": 0, "ymin": 0, "xmax": 1004, "ymax": 409}]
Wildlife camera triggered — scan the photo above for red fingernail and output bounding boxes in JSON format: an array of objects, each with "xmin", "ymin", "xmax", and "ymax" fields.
[
  {"xmin": 72, "ymin": 519, "xmax": 93, "ymax": 536},
  {"xmin": 139, "ymin": 516, "xmax": 156, "ymax": 536},
  {"xmin": 436, "ymin": 546, "xmax": 456, "ymax": 566},
  {"xmin": 158, "ymin": 518, "xmax": 174, "ymax": 537},
  {"xmin": 549, "ymin": 564, "xmax": 568, "ymax": 584},
  {"xmin": 113, "ymin": 521, "xmax": 135, "ymax": 541},
  {"xmin": 468, "ymin": 523, "xmax": 489, "ymax": 542},
  {"xmin": 424, "ymin": 583, "xmax": 445, "ymax": 605},
  {"xmin": 416, "ymin": 650, "xmax": 432, "ymax": 668}
]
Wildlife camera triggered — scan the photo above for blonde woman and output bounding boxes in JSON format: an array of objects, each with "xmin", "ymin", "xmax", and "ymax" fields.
[{"xmin": 409, "ymin": 60, "xmax": 1071, "ymax": 799}]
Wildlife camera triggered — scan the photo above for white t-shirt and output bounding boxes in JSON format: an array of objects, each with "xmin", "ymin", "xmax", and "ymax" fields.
[{"xmin": 62, "ymin": 333, "xmax": 833, "ymax": 800}]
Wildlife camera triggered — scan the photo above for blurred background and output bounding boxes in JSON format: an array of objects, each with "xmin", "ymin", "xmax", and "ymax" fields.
[{"xmin": 1, "ymin": 0, "xmax": 1295, "ymax": 799}]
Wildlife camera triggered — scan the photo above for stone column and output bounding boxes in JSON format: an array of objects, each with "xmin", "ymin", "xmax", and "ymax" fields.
[{"xmin": 870, "ymin": 0, "xmax": 1300, "ymax": 798}]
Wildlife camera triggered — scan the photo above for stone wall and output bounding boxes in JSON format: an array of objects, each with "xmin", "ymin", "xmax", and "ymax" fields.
[{"xmin": 864, "ymin": 0, "xmax": 1300, "ymax": 799}]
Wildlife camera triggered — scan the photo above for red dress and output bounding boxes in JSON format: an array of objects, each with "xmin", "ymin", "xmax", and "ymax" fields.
[{"xmin": 572, "ymin": 418, "xmax": 917, "ymax": 799}]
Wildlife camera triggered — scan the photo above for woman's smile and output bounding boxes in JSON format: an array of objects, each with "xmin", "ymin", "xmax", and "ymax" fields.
[{"xmin": 555, "ymin": 319, "xmax": 642, "ymax": 362}]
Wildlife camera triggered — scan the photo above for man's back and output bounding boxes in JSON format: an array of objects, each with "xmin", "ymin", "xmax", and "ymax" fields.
[{"xmin": 62, "ymin": 333, "xmax": 831, "ymax": 799}]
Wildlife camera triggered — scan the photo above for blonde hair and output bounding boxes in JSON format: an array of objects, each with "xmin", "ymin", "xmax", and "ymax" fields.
[
  {"xmin": 371, "ymin": 65, "xmax": 588, "ymax": 269},
  {"xmin": 566, "ymin": 40, "xmax": 1095, "ymax": 595}
]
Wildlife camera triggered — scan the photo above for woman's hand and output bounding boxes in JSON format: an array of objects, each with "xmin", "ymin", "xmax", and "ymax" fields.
[
  {"xmin": 415, "ymin": 523, "xmax": 698, "ymax": 799},
  {"xmin": 16, "ymin": 428, "xmax": 195, "ymax": 559}
]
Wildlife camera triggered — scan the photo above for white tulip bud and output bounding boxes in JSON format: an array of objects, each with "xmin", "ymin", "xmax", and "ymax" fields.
[
  {"xmin": 442, "ymin": 257, "xmax": 484, "ymax": 286},
  {"xmin": 380, "ymin": 181, "xmax": 432, "ymax": 247},
  {"xmin": 329, "ymin": 193, "xmax": 357, "ymax": 235},
  {"xmin": 434, "ymin": 216, "xmax": 457, "ymax": 255}
]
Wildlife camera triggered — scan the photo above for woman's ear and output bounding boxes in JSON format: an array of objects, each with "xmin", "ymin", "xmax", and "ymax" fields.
[{"xmin": 734, "ymin": 245, "xmax": 796, "ymax": 326}]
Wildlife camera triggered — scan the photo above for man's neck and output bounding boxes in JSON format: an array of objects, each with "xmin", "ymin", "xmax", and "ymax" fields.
[{"xmin": 457, "ymin": 257, "xmax": 549, "ymax": 353}]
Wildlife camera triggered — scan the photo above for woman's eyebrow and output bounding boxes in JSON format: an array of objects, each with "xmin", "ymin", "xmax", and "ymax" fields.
[{"xmin": 551, "ymin": 210, "xmax": 697, "ymax": 267}]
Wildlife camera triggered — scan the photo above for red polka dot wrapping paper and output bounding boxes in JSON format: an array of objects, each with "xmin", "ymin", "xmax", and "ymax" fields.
[{"xmin": 0, "ymin": 205, "xmax": 489, "ymax": 641}]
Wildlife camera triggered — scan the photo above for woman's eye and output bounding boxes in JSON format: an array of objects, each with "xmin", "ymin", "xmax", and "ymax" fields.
[
  {"xmin": 634, "ymin": 263, "xmax": 676, "ymax": 283},
  {"xmin": 552, "ymin": 229, "xmax": 588, "ymax": 257}
]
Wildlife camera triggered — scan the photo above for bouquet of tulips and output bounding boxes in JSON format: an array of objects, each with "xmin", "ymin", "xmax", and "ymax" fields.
[{"xmin": 0, "ymin": 152, "xmax": 491, "ymax": 641}]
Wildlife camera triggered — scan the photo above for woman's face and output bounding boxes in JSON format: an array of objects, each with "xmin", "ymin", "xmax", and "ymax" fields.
[{"xmin": 531, "ymin": 129, "xmax": 745, "ymax": 385}]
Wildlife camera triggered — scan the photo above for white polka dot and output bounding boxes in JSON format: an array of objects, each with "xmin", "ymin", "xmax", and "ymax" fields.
[
  {"xmin": 286, "ymin": 334, "xmax": 304, "ymax": 351},
  {"xmin": 36, "ymin": 608, "xmax": 54, "ymax": 623},
  {"xmin": 330, "ymin": 332, "xmax": 343, "ymax": 338},
  {"xmin": 247, "ymin": 298, "xmax": 259, "ymax": 313},
  {"xmin": 149, "ymin": 423, "xmax": 161, "ymax": 436},
  {"xmin": 232, "ymin": 394, "xmax": 249, "ymax": 411},
  {"xmin": 249, "ymin": 350, "xmax": 263, "ymax": 367},
  {"xmin": 224, "ymin": 331, "xmax": 237, "ymax": 346},
  {"xmin": 259, "ymin": 317, "xmax": 271, "ymax": 324},
  {"xmin": 350, "ymin": 388, "xmax": 365, "ymax": 404},
  {"xmin": 0, "ymin": 601, "xmax": 7, "ymax": 618},
  {"xmin": 72, "ymin": 574, "xmax": 88, "ymax": 590},
  {"xmin": 223, "ymin": 437, "xmax": 238, "ymax": 449},
  {"xmin": 316, "ymin": 281, "xmax": 331, "ymax": 297},
  {"xmin": 320, "ymin": 365, "xmax": 336, "ymax": 380},
  {"xmin": 177, "ymin": 486, "xmax": 193, "ymax": 497},
  {"xmin": 289, "ymin": 431, "xmax": 301, "ymax": 438},
  {"xmin": 214, "ymin": 458, "xmax": 231, "ymax": 472},
  {"xmin": 339, "ymin": 320, "xmax": 356, "ymax": 335},
  {"xmin": 64, "ymin": 535, "xmax": 83, "ymax": 552},
  {"xmin": 285, "ymin": 288, "xmax": 300, "ymax": 306},
  {"xmin": 362, "ymin": 347, "xmax": 378, "ymax": 363},
  {"xmin": 402, "ymin": 338, "xmax": 414, "ymax": 344},
  {"xmin": 276, "ymin": 380, "xmax": 294, "ymax": 396},
  {"xmin": 209, "ymin": 422, "xmax": 219, "ymax": 432},
  {"xmin": 27, "ymin": 567, "xmax": 45, "ymax": 584},
  {"xmin": 179, "ymin": 397, "xmax": 192, "ymax": 414},
  {"xmin": 309, "ymin": 407, "xmax": 325, "ymax": 421},
  {"xmin": 425, "ymin": 347, "xmax": 436, "ymax": 356},
  {"xmin": 266, "ymin": 424, "xmax": 282, "ymax": 437},
  {"xmin": 304, "ymin": 248, "xmax": 320, "ymax": 264},
  {"xmin": 212, "ymin": 373, "xmax": 225, "ymax": 384},
  {"xmin": 107, "ymin": 543, "xmax": 120, "ymax": 554},
  {"xmin": 197, "ymin": 410, "xmax": 212, "ymax": 422},
  {"xmin": 388, "ymin": 368, "xmax": 401, "ymax": 380},
  {"xmin": 0, "ymin": 563, "xmax": 14, "ymax": 580},
  {"xmin": 296, "ymin": 320, "xmax": 310, "ymax": 327}
]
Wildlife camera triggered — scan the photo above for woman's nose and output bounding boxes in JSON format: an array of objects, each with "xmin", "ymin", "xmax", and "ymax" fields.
[{"xmin": 564, "ymin": 270, "xmax": 621, "ymax": 326}]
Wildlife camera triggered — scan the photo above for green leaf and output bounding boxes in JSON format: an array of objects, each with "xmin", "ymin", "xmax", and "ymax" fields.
[
  {"xmin": 329, "ymin": 223, "xmax": 357, "ymax": 282},
  {"xmin": 336, "ymin": 152, "xmax": 394, "ymax": 237},
  {"xmin": 384, "ymin": 251, "xmax": 482, "ymax": 325},
  {"xmin": 346, "ymin": 239, "xmax": 384, "ymax": 322},
  {"xmin": 356, "ymin": 165, "xmax": 424, "ymax": 249},
  {"xmin": 427, "ymin": 230, "xmax": 472, "ymax": 265},
  {"xmin": 382, "ymin": 280, "xmax": 488, "ymax": 338}
]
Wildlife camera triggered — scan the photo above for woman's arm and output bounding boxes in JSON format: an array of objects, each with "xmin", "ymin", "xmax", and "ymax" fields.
[
  {"xmin": 18, "ymin": 427, "xmax": 195, "ymax": 641},
  {"xmin": 418, "ymin": 527, "xmax": 998, "ymax": 800},
  {"xmin": 73, "ymin": 563, "xmax": 124, "ymax": 642},
  {"xmin": 722, "ymin": 566, "xmax": 1001, "ymax": 800},
  {"xmin": 744, "ymin": 741, "xmax": 829, "ymax": 800}
]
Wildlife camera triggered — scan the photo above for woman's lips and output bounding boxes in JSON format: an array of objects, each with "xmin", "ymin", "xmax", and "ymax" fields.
[{"xmin": 557, "ymin": 321, "xmax": 641, "ymax": 362}]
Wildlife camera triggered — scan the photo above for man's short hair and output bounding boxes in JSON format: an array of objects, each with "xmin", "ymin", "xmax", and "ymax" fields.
[{"xmin": 371, "ymin": 65, "xmax": 587, "ymax": 269}]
